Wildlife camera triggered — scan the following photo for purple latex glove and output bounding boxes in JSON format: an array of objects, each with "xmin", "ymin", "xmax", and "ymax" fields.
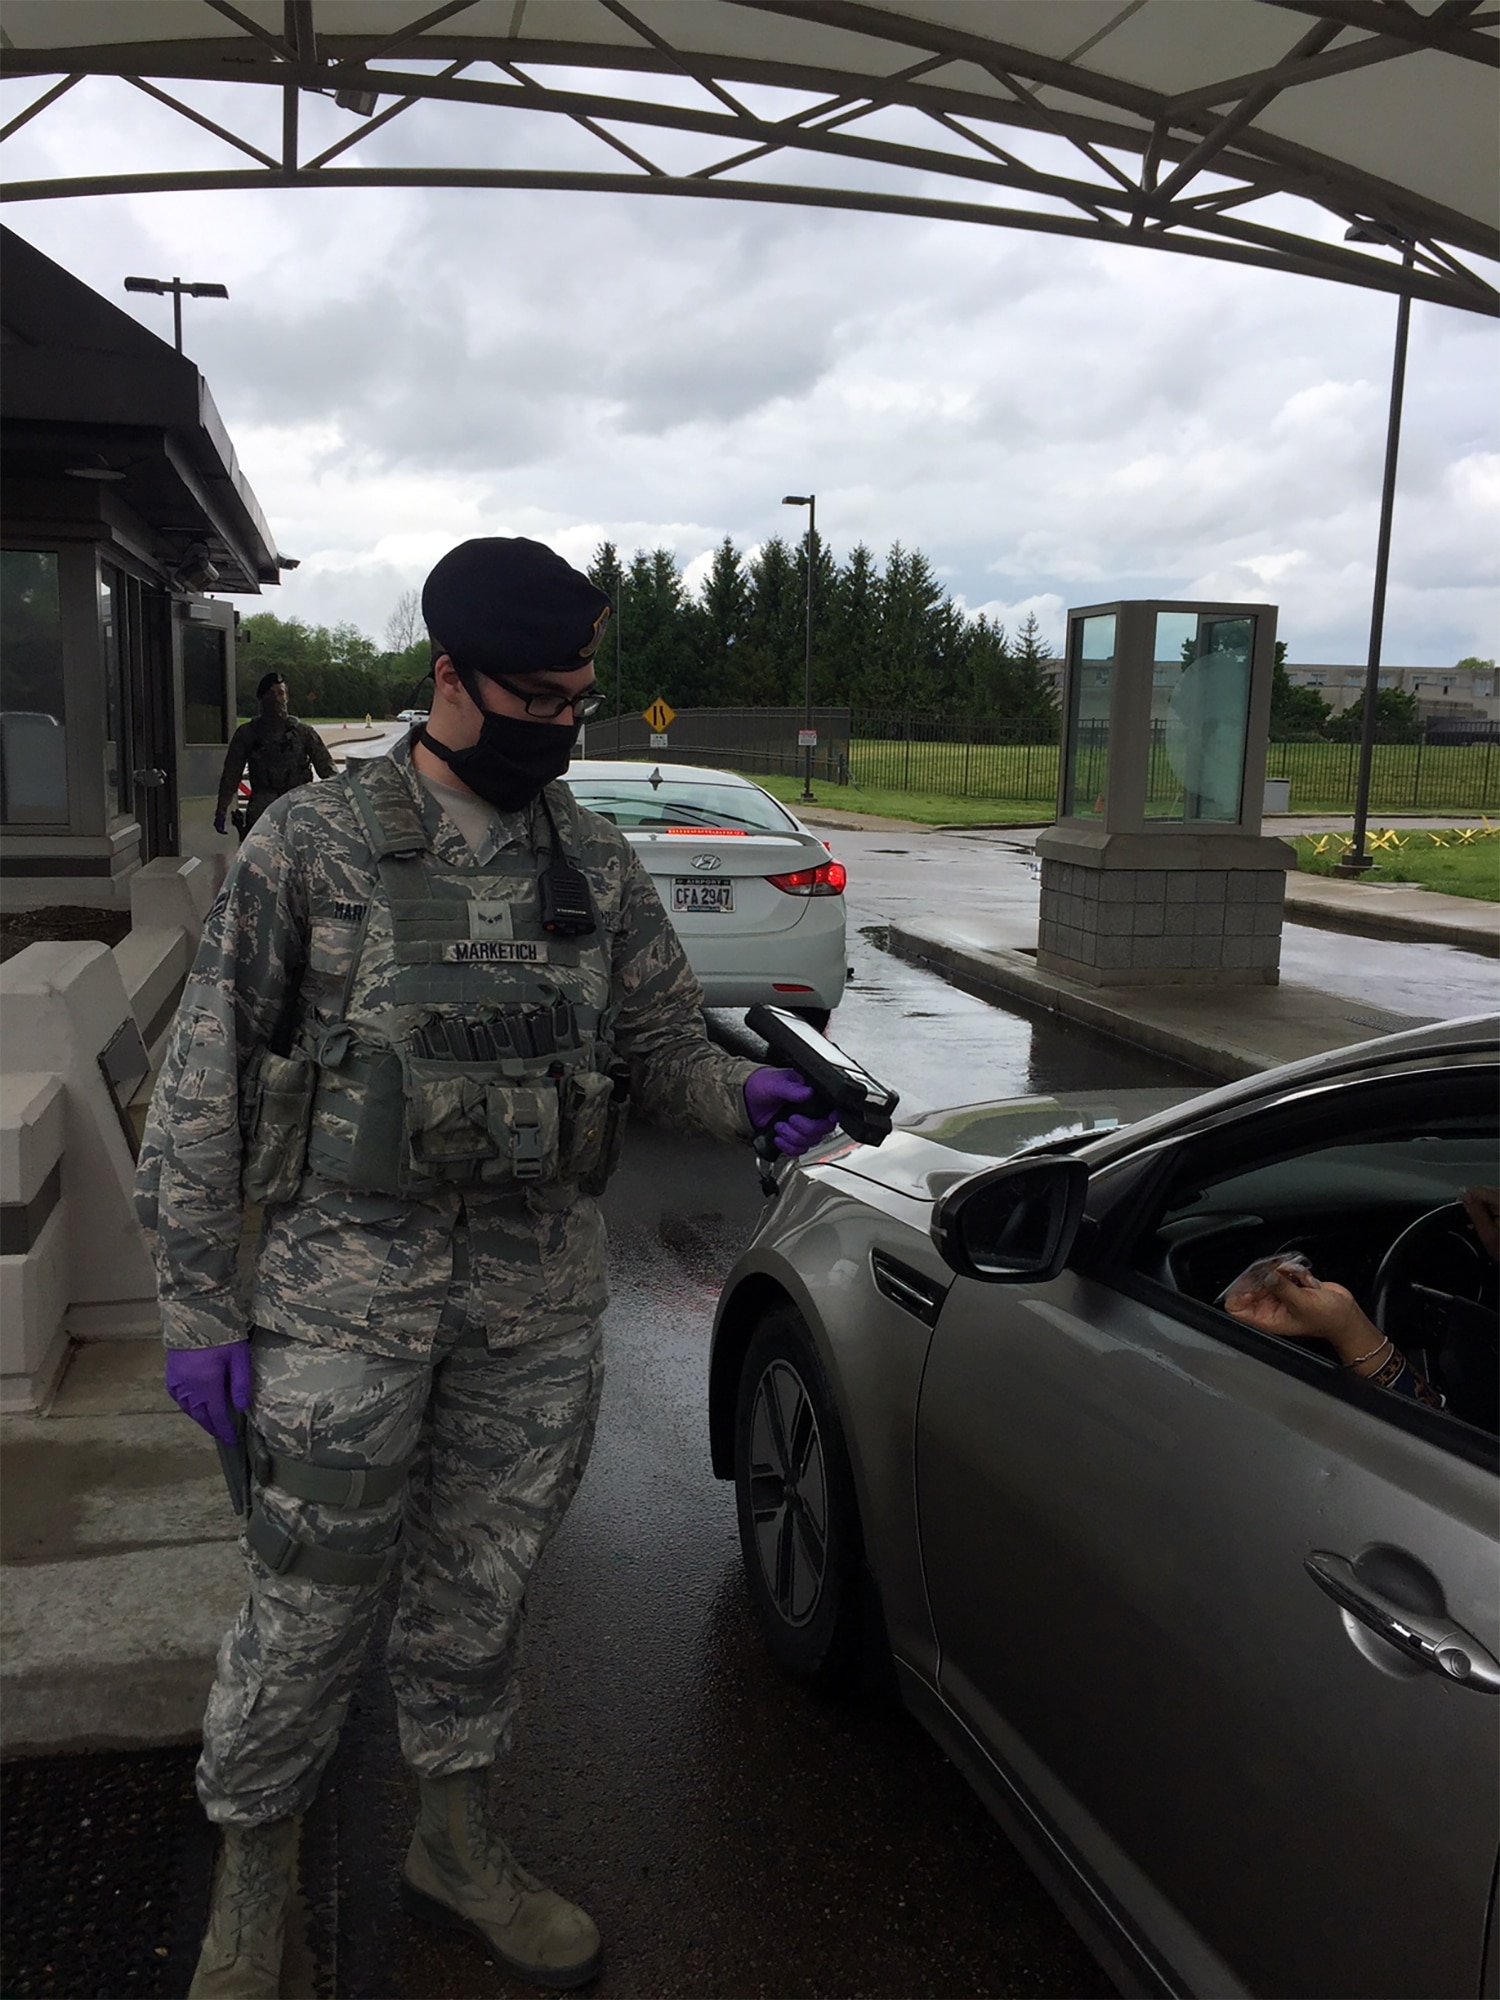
[
  {"xmin": 213, "ymin": 812, "xmax": 228, "ymax": 836},
  {"xmin": 744, "ymin": 1067, "xmax": 841, "ymax": 1158},
  {"xmin": 165, "ymin": 1342, "xmax": 253, "ymax": 1446}
]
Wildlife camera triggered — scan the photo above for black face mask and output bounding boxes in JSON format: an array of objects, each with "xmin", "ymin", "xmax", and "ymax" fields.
[{"xmin": 419, "ymin": 711, "xmax": 579, "ymax": 814}]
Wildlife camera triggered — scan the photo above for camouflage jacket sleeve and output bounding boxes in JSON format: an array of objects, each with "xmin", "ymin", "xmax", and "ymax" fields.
[
  {"xmin": 609, "ymin": 847, "xmax": 760, "ymax": 1145},
  {"xmin": 304, "ymin": 724, "xmax": 337, "ymax": 780},
  {"xmin": 215, "ymin": 722, "xmax": 255, "ymax": 815},
  {"xmin": 134, "ymin": 810, "xmax": 310, "ymax": 1348}
]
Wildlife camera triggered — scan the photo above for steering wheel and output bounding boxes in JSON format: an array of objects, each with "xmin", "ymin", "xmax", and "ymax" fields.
[
  {"xmin": 1371, "ymin": 1201, "xmax": 1498, "ymax": 1429},
  {"xmin": 1371, "ymin": 1202, "xmax": 1488, "ymax": 1335}
]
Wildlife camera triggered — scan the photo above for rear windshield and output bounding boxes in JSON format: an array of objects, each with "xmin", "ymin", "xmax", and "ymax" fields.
[{"xmin": 566, "ymin": 777, "xmax": 796, "ymax": 834}]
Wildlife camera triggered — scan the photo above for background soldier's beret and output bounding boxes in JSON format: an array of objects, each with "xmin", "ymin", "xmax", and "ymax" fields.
[
  {"xmin": 256, "ymin": 672, "xmax": 286, "ymax": 699},
  {"xmin": 422, "ymin": 537, "xmax": 612, "ymax": 681}
]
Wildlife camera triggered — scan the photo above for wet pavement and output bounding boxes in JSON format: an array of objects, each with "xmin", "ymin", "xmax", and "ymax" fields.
[
  {"xmin": 828, "ymin": 826, "xmax": 1496, "ymax": 1027},
  {"xmin": 12, "ymin": 779, "xmax": 1482, "ymax": 1999},
  {"xmin": 1, "ymin": 932, "xmax": 1191, "ymax": 1999}
]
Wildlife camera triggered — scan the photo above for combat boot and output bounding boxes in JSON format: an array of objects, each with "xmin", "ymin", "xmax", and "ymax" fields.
[
  {"xmin": 188, "ymin": 1817, "xmax": 301, "ymax": 1999},
  {"xmin": 402, "ymin": 1770, "xmax": 600, "ymax": 1989}
]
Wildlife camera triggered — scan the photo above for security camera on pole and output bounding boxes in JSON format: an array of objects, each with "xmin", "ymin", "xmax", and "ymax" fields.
[{"xmin": 782, "ymin": 493, "xmax": 817, "ymax": 803}]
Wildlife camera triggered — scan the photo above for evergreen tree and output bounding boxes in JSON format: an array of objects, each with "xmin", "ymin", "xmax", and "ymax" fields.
[
  {"xmin": 586, "ymin": 541, "xmax": 627, "ymax": 718},
  {"xmin": 618, "ymin": 547, "xmax": 694, "ymax": 717},
  {"xmin": 957, "ymin": 613, "xmax": 1012, "ymax": 718},
  {"xmin": 867, "ymin": 544, "xmax": 945, "ymax": 711},
  {"xmin": 1000, "ymin": 610, "xmax": 1060, "ymax": 723},
  {"xmin": 824, "ymin": 543, "xmax": 880, "ymax": 710},
  {"xmin": 742, "ymin": 537, "xmax": 803, "ymax": 704},
  {"xmin": 685, "ymin": 537, "xmax": 752, "ymax": 705}
]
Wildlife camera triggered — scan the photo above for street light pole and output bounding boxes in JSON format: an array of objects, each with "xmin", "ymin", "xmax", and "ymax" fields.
[
  {"xmin": 783, "ymin": 492, "xmax": 817, "ymax": 801},
  {"xmin": 123, "ymin": 274, "xmax": 229, "ymax": 353},
  {"xmin": 1338, "ymin": 235, "xmax": 1415, "ymax": 876}
]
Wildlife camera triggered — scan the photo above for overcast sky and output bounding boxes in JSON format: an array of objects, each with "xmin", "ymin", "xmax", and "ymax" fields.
[{"xmin": 5, "ymin": 63, "xmax": 1497, "ymax": 667}]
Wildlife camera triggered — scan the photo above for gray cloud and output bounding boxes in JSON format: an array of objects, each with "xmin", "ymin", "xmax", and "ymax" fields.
[{"xmin": 5, "ymin": 79, "xmax": 1495, "ymax": 666}]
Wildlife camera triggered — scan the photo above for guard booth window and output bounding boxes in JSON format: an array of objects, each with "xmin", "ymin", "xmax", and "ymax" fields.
[
  {"xmin": 182, "ymin": 621, "xmax": 228, "ymax": 744},
  {"xmin": 0, "ymin": 549, "xmax": 69, "ymax": 825},
  {"xmin": 101, "ymin": 565, "xmax": 130, "ymax": 818}
]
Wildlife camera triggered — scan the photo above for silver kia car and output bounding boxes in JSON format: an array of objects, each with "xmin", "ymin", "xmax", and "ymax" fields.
[{"xmin": 709, "ymin": 1014, "xmax": 1499, "ymax": 2000}]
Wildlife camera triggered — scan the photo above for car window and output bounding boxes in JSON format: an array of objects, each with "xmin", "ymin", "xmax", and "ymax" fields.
[
  {"xmin": 1117, "ymin": 1068, "xmax": 1498, "ymax": 1437},
  {"xmin": 565, "ymin": 778, "xmax": 796, "ymax": 833}
]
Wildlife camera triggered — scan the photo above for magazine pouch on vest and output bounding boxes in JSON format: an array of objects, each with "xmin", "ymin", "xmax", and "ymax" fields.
[{"xmin": 300, "ymin": 760, "xmax": 619, "ymax": 1198}]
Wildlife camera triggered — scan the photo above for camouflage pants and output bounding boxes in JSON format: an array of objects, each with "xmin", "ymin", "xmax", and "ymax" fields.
[{"xmin": 197, "ymin": 1314, "xmax": 603, "ymax": 1826}]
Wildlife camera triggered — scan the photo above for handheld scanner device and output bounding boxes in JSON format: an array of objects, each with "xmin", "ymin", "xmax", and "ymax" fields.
[{"xmin": 745, "ymin": 1005, "xmax": 900, "ymax": 1154}]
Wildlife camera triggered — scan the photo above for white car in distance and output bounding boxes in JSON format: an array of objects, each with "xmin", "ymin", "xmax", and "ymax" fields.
[{"xmin": 564, "ymin": 760, "xmax": 848, "ymax": 1023}]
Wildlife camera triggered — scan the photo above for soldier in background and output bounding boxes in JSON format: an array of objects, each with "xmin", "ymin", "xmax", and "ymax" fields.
[
  {"xmin": 139, "ymin": 537, "xmax": 835, "ymax": 2000},
  {"xmin": 214, "ymin": 672, "xmax": 336, "ymax": 837}
]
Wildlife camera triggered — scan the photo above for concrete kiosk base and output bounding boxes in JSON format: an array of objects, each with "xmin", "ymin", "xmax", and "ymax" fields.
[{"xmin": 1036, "ymin": 827, "xmax": 1293, "ymax": 987}]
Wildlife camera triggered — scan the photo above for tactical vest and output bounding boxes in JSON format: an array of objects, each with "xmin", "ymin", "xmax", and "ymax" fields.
[
  {"xmin": 246, "ymin": 717, "xmax": 317, "ymax": 795},
  {"xmin": 243, "ymin": 760, "xmax": 626, "ymax": 1205}
]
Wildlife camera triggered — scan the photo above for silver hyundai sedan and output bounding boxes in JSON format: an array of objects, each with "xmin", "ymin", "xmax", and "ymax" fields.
[{"xmin": 708, "ymin": 1014, "xmax": 1499, "ymax": 2000}]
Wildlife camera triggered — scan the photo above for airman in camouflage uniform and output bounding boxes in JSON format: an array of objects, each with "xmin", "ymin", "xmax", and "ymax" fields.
[
  {"xmin": 140, "ymin": 538, "xmax": 835, "ymax": 1999},
  {"xmin": 214, "ymin": 673, "xmax": 335, "ymax": 837}
]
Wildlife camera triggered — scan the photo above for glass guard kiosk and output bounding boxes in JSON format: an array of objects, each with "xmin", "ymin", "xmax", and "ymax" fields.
[{"xmin": 1036, "ymin": 600, "xmax": 1290, "ymax": 985}]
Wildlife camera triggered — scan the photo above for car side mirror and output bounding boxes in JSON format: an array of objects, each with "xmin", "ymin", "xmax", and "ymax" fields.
[{"xmin": 930, "ymin": 1157, "xmax": 1089, "ymax": 1283}]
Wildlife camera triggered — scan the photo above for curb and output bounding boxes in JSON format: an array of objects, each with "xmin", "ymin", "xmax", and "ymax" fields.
[
  {"xmin": 886, "ymin": 923, "xmax": 1426, "ymax": 1083},
  {"xmin": 1282, "ymin": 891, "xmax": 1498, "ymax": 957}
]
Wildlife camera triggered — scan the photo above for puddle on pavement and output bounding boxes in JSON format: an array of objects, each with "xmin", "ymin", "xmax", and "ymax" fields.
[{"xmin": 734, "ymin": 921, "xmax": 1211, "ymax": 1117}]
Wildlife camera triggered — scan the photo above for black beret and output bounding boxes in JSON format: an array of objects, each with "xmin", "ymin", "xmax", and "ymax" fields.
[
  {"xmin": 256, "ymin": 672, "xmax": 286, "ymax": 699},
  {"xmin": 422, "ymin": 537, "xmax": 612, "ymax": 681}
]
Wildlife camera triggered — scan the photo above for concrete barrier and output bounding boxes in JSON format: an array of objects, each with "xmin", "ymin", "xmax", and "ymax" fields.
[
  {"xmin": 0, "ymin": 858, "xmax": 212, "ymax": 1407},
  {"xmin": 0, "ymin": 1074, "xmax": 69, "ymax": 1412}
]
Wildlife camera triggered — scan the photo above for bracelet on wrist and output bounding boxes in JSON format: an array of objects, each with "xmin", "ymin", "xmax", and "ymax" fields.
[{"xmin": 1342, "ymin": 1334, "xmax": 1393, "ymax": 1370}]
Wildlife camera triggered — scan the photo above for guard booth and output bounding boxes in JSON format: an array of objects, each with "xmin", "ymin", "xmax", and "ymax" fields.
[
  {"xmin": 0, "ymin": 227, "xmax": 278, "ymax": 909},
  {"xmin": 1036, "ymin": 601, "xmax": 1290, "ymax": 985}
]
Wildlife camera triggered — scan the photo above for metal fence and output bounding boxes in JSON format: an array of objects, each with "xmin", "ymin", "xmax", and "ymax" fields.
[
  {"xmin": 583, "ymin": 707, "xmax": 853, "ymax": 785},
  {"xmin": 582, "ymin": 708, "xmax": 1499, "ymax": 814},
  {"xmin": 1262, "ymin": 733, "xmax": 1498, "ymax": 814}
]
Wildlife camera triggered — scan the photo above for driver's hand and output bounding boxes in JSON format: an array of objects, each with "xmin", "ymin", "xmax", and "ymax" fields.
[
  {"xmin": 1223, "ymin": 1265, "xmax": 1383, "ymax": 1366},
  {"xmin": 1461, "ymin": 1186, "xmax": 1500, "ymax": 1261}
]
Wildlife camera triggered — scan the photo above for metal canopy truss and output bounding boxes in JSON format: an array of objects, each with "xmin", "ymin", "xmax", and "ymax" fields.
[{"xmin": 1, "ymin": 0, "xmax": 1495, "ymax": 313}]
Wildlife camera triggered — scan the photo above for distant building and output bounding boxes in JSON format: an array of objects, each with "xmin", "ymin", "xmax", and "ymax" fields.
[
  {"xmin": 1036, "ymin": 657, "xmax": 1497, "ymax": 725},
  {"xmin": 1, "ymin": 228, "xmax": 281, "ymax": 908},
  {"xmin": 1281, "ymin": 661, "xmax": 1497, "ymax": 722}
]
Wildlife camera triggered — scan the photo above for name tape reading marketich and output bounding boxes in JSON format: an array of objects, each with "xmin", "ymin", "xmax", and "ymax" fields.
[{"xmin": 443, "ymin": 940, "xmax": 549, "ymax": 964}]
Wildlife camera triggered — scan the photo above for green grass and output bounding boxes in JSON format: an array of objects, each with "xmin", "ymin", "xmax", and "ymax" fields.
[
  {"xmin": 1264, "ymin": 740, "xmax": 1498, "ymax": 815},
  {"xmin": 752, "ymin": 735, "xmax": 1497, "ymax": 818},
  {"xmin": 1295, "ymin": 833, "xmax": 1500, "ymax": 902},
  {"xmin": 744, "ymin": 769, "xmax": 1053, "ymax": 827}
]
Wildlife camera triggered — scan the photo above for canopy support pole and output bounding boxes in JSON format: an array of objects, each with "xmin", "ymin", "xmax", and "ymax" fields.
[{"xmin": 1338, "ymin": 241, "xmax": 1414, "ymax": 876}]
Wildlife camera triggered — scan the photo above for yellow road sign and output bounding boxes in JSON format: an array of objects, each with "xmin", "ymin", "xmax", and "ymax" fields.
[{"xmin": 642, "ymin": 698, "xmax": 676, "ymax": 733}]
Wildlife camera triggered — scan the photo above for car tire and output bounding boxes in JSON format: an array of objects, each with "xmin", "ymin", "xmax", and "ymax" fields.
[{"xmin": 733, "ymin": 1306, "xmax": 866, "ymax": 1692}]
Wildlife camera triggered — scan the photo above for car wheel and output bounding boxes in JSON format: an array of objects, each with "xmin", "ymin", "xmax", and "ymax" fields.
[{"xmin": 733, "ymin": 1307, "xmax": 865, "ymax": 1691}]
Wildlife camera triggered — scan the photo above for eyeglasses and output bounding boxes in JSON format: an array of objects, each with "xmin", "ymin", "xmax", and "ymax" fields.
[{"xmin": 488, "ymin": 673, "xmax": 606, "ymax": 721}]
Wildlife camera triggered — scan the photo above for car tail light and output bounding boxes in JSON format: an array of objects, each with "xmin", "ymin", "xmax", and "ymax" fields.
[{"xmin": 765, "ymin": 859, "xmax": 847, "ymax": 897}]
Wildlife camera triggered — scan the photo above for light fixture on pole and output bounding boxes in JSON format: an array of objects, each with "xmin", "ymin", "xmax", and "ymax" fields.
[
  {"xmin": 124, "ymin": 274, "xmax": 229, "ymax": 353},
  {"xmin": 1336, "ymin": 225, "xmax": 1415, "ymax": 877},
  {"xmin": 783, "ymin": 493, "xmax": 817, "ymax": 801}
]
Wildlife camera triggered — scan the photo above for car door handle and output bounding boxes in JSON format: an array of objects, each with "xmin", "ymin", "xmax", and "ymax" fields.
[{"xmin": 1304, "ymin": 1551, "xmax": 1500, "ymax": 1692}]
